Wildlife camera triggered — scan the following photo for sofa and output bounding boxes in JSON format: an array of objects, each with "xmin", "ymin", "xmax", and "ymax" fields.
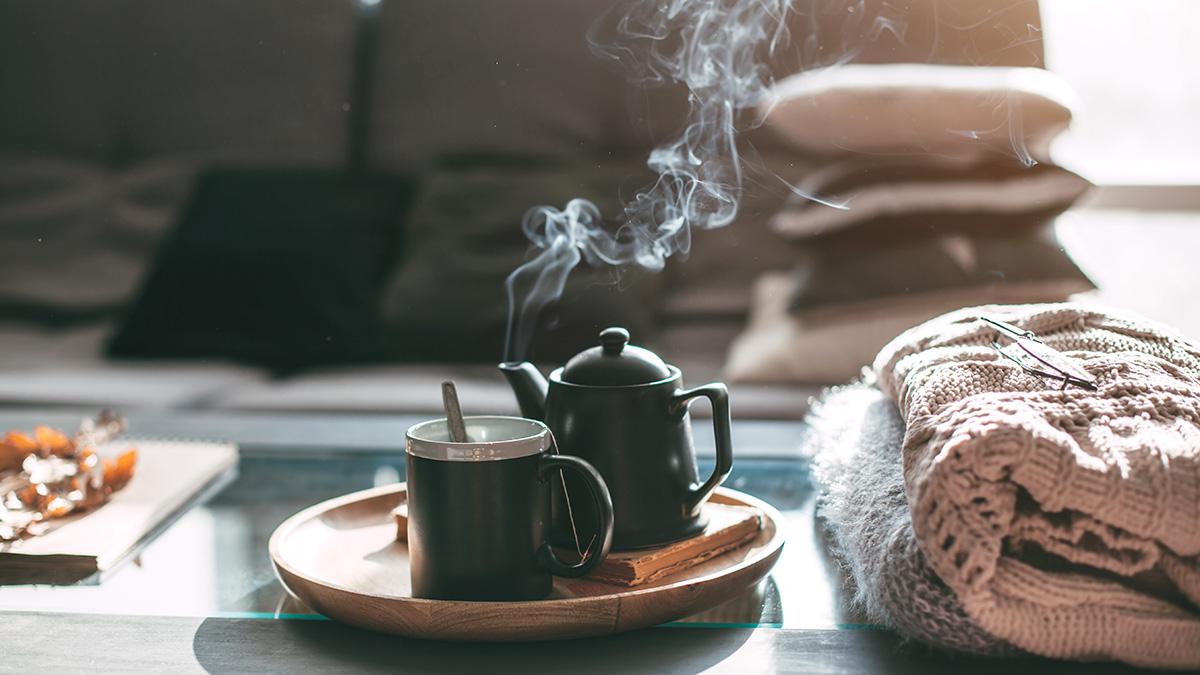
[{"xmin": 0, "ymin": 0, "xmax": 1049, "ymax": 420}]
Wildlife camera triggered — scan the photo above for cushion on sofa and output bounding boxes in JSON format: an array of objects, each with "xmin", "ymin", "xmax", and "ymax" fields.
[
  {"xmin": 760, "ymin": 65, "xmax": 1077, "ymax": 162},
  {"xmin": 769, "ymin": 158, "xmax": 1091, "ymax": 242},
  {"xmin": 0, "ymin": 155, "xmax": 199, "ymax": 324},
  {"xmin": 108, "ymin": 168, "xmax": 412, "ymax": 370},
  {"xmin": 725, "ymin": 269, "xmax": 1093, "ymax": 385},
  {"xmin": 378, "ymin": 159, "xmax": 663, "ymax": 364},
  {"xmin": 788, "ymin": 228, "xmax": 1094, "ymax": 315}
]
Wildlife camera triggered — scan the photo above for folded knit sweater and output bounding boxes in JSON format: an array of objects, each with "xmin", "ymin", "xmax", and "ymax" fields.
[
  {"xmin": 808, "ymin": 381, "xmax": 1017, "ymax": 656},
  {"xmin": 874, "ymin": 303, "xmax": 1200, "ymax": 669}
]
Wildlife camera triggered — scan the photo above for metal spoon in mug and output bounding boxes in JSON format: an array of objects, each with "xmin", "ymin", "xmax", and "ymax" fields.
[{"xmin": 441, "ymin": 381, "xmax": 470, "ymax": 442}]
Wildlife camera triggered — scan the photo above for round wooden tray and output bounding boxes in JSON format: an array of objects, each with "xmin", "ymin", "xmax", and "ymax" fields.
[{"xmin": 269, "ymin": 483, "xmax": 786, "ymax": 641}]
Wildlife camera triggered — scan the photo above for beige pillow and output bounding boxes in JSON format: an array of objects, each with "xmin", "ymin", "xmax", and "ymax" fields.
[
  {"xmin": 760, "ymin": 65, "xmax": 1078, "ymax": 163},
  {"xmin": 768, "ymin": 160, "xmax": 1091, "ymax": 241},
  {"xmin": 724, "ymin": 272, "xmax": 1091, "ymax": 385}
]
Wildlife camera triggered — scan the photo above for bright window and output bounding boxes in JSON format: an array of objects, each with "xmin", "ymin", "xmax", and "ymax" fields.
[{"xmin": 1041, "ymin": 0, "xmax": 1200, "ymax": 184}]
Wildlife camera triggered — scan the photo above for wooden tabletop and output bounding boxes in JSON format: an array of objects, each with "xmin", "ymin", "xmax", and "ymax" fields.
[{"xmin": 5, "ymin": 611, "xmax": 1152, "ymax": 674}]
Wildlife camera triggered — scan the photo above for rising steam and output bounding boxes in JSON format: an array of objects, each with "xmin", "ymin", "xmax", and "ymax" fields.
[{"xmin": 504, "ymin": 0, "xmax": 794, "ymax": 361}]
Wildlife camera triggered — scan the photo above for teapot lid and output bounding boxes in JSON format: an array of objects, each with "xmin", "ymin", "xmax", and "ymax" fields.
[{"xmin": 560, "ymin": 327, "xmax": 671, "ymax": 386}]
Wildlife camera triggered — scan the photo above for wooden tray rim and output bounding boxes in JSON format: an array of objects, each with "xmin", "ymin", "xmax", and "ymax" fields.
[{"xmin": 269, "ymin": 482, "xmax": 787, "ymax": 608}]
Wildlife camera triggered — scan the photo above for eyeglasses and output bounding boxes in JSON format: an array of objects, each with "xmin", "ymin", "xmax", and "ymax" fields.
[{"xmin": 982, "ymin": 316, "xmax": 1097, "ymax": 391}]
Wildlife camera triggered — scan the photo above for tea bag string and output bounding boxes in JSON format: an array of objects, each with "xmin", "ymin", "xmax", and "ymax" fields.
[{"xmin": 547, "ymin": 428, "xmax": 587, "ymax": 559}]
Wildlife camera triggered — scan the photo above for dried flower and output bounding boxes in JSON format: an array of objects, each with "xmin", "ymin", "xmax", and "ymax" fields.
[{"xmin": 0, "ymin": 412, "xmax": 137, "ymax": 543}]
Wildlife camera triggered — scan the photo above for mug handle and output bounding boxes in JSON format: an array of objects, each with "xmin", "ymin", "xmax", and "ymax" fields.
[
  {"xmin": 672, "ymin": 383, "xmax": 734, "ymax": 514},
  {"xmin": 536, "ymin": 454, "xmax": 614, "ymax": 578}
]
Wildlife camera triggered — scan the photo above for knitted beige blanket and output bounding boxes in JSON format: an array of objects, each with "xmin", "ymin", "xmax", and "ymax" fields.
[{"xmin": 874, "ymin": 303, "xmax": 1200, "ymax": 669}]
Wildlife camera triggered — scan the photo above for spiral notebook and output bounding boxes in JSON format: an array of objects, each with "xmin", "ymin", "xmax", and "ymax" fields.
[{"xmin": 0, "ymin": 440, "xmax": 238, "ymax": 585}]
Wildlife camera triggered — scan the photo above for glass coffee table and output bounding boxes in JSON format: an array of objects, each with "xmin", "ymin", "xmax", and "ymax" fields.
[
  {"xmin": 0, "ymin": 409, "xmax": 850, "ymax": 628},
  {"xmin": 0, "ymin": 410, "xmax": 1131, "ymax": 673}
]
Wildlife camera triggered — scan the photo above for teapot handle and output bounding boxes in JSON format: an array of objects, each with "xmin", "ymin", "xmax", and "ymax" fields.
[{"xmin": 672, "ymin": 383, "xmax": 734, "ymax": 514}]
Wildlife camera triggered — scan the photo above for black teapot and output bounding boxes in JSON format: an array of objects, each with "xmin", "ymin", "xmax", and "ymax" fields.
[{"xmin": 500, "ymin": 327, "xmax": 733, "ymax": 550}]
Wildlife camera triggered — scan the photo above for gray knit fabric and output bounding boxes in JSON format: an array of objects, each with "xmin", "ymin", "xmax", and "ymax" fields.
[{"xmin": 806, "ymin": 380, "xmax": 1017, "ymax": 656}]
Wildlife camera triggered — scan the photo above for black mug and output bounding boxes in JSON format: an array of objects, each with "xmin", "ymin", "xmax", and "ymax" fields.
[{"xmin": 405, "ymin": 416, "xmax": 614, "ymax": 601}]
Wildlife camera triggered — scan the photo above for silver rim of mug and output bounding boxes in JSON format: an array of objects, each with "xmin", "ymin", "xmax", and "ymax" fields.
[{"xmin": 405, "ymin": 415, "xmax": 552, "ymax": 462}]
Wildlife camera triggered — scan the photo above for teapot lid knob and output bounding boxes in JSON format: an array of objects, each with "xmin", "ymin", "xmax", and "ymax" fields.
[
  {"xmin": 599, "ymin": 327, "xmax": 630, "ymax": 355},
  {"xmin": 559, "ymin": 326, "xmax": 671, "ymax": 386}
]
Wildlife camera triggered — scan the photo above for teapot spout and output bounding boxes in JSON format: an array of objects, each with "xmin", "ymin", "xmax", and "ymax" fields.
[{"xmin": 498, "ymin": 361, "xmax": 548, "ymax": 421}]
